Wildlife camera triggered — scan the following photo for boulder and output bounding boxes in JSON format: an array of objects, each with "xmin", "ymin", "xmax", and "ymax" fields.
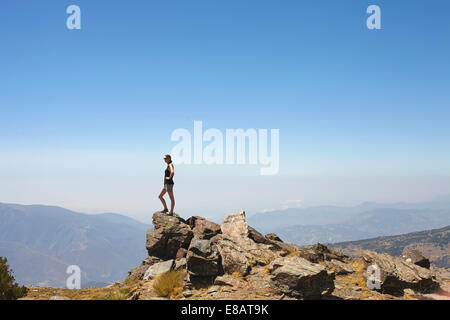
[
  {"xmin": 325, "ymin": 259, "xmax": 354, "ymax": 275},
  {"xmin": 128, "ymin": 256, "xmax": 162, "ymax": 280},
  {"xmin": 268, "ymin": 256, "xmax": 335, "ymax": 299},
  {"xmin": 146, "ymin": 212, "xmax": 193, "ymax": 260},
  {"xmin": 187, "ymin": 216, "xmax": 221, "ymax": 240},
  {"xmin": 401, "ymin": 249, "xmax": 431, "ymax": 269},
  {"xmin": 361, "ymin": 251, "xmax": 437, "ymax": 294},
  {"xmin": 299, "ymin": 243, "xmax": 348, "ymax": 263},
  {"xmin": 221, "ymin": 210, "xmax": 249, "ymax": 238},
  {"xmin": 143, "ymin": 259, "xmax": 175, "ymax": 281},
  {"xmin": 212, "ymin": 234, "xmax": 278, "ymax": 276},
  {"xmin": 186, "ymin": 238, "xmax": 221, "ymax": 286}
]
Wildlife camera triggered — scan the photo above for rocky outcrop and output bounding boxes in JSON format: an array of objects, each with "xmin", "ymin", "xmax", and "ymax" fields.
[
  {"xmin": 268, "ymin": 256, "xmax": 335, "ymax": 299},
  {"xmin": 146, "ymin": 212, "xmax": 193, "ymax": 260},
  {"xmin": 186, "ymin": 238, "xmax": 221, "ymax": 287},
  {"xmin": 402, "ymin": 249, "xmax": 431, "ymax": 269},
  {"xmin": 361, "ymin": 251, "xmax": 437, "ymax": 294},
  {"xmin": 128, "ymin": 210, "xmax": 445, "ymax": 300},
  {"xmin": 221, "ymin": 210, "xmax": 249, "ymax": 238}
]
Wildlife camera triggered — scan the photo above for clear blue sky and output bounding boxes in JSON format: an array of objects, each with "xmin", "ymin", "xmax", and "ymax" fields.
[{"xmin": 1, "ymin": 1, "xmax": 449, "ymax": 222}]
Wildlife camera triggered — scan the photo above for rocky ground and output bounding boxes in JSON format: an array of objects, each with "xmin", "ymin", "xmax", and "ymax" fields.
[{"xmin": 22, "ymin": 210, "xmax": 450, "ymax": 300}]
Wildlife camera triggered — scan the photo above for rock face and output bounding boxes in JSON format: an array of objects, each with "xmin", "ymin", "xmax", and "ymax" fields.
[
  {"xmin": 146, "ymin": 213, "xmax": 193, "ymax": 260},
  {"xmin": 212, "ymin": 234, "xmax": 277, "ymax": 276},
  {"xmin": 402, "ymin": 249, "xmax": 431, "ymax": 269},
  {"xmin": 361, "ymin": 251, "xmax": 437, "ymax": 294},
  {"xmin": 187, "ymin": 216, "xmax": 221, "ymax": 240},
  {"xmin": 221, "ymin": 210, "xmax": 249, "ymax": 238},
  {"xmin": 186, "ymin": 238, "xmax": 221, "ymax": 287},
  {"xmin": 143, "ymin": 260, "xmax": 174, "ymax": 281},
  {"xmin": 248, "ymin": 226, "xmax": 269, "ymax": 244},
  {"xmin": 268, "ymin": 256, "xmax": 335, "ymax": 299}
]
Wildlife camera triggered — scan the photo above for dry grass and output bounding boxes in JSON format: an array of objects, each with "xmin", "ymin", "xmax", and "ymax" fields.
[
  {"xmin": 24, "ymin": 277, "xmax": 140, "ymax": 301},
  {"xmin": 152, "ymin": 269, "xmax": 185, "ymax": 298},
  {"xmin": 349, "ymin": 259, "xmax": 366, "ymax": 274}
]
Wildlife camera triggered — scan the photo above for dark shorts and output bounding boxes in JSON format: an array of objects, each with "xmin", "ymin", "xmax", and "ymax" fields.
[{"xmin": 163, "ymin": 184, "xmax": 174, "ymax": 192}]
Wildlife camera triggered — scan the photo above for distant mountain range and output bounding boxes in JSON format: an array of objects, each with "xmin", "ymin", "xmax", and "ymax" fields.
[
  {"xmin": 2, "ymin": 196, "xmax": 450, "ymax": 288},
  {"xmin": 329, "ymin": 225, "xmax": 450, "ymax": 271},
  {"xmin": 247, "ymin": 196, "xmax": 450, "ymax": 245},
  {"xmin": 0, "ymin": 203, "xmax": 150, "ymax": 287}
]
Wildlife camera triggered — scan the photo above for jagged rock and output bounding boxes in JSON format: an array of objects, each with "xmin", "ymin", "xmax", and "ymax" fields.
[
  {"xmin": 146, "ymin": 212, "xmax": 193, "ymax": 260},
  {"xmin": 299, "ymin": 243, "xmax": 348, "ymax": 263},
  {"xmin": 212, "ymin": 234, "xmax": 278, "ymax": 276},
  {"xmin": 268, "ymin": 256, "xmax": 335, "ymax": 299},
  {"xmin": 221, "ymin": 210, "xmax": 249, "ymax": 238},
  {"xmin": 361, "ymin": 251, "xmax": 437, "ymax": 294},
  {"xmin": 248, "ymin": 226, "xmax": 269, "ymax": 244},
  {"xmin": 187, "ymin": 216, "xmax": 221, "ymax": 240},
  {"xmin": 266, "ymin": 239, "xmax": 301, "ymax": 255},
  {"xmin": 325, "ymin": 259, "xmax": 354, "ymax": 275},
  {"xmin": 143, "ymin": 259, "xmax": 174, "ymax": 280},
  {"xmin": 186, "ymin": 238, "xmax": 221, "ymax": 286},
  {"xmin": 265, "ymin": 233, "xmax": 283, "ymax": 242},
  {"xmin": 128, "ymin": 256, "xmax": 162, "ymax": 280},
  {"xmin": 402, "ymin": 249, "xmax": 430, "ymax": 269}
]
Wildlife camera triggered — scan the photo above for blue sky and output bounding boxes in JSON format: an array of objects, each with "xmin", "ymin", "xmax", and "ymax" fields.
[{"xmin": 1, "ymin": 1, "xmax": 449, "ymax": 222}]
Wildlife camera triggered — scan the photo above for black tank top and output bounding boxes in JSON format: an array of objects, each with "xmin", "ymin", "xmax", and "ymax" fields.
[{"xmin": 164, "ymin": 162, "xmax": 174, "ymax": 185}]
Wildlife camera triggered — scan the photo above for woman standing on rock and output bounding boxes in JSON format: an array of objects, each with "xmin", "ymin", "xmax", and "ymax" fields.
[{"xmin": 158, "ymin": 154, "xmax": 175, "ymax": 215}]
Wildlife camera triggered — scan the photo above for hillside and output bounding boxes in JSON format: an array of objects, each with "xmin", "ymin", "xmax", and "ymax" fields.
[
  {"xmin": 247, "ymin": 199, "xmax": 450, "ymax": 245},
  {"xmin": 329, "ymin": 226, "xmax": 450, "ymax": 271},
  {"xmin": 0, "ymin": 203, "xmax": 150, "ymax": 287}
]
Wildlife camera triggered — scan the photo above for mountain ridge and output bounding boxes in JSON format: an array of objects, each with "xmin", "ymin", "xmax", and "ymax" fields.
[{"xmin": 0, "ymin": 202, "xmax": 150, "ymax": 287}]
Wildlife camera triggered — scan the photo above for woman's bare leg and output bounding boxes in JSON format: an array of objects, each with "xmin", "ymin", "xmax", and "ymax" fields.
[
  {"xmin": 158, "ymin": 189, "xmax": 168, "ymax": 211},
  {"xmin": 168, "ymin": 191, "xmax": 175, "ymax": 215}
]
